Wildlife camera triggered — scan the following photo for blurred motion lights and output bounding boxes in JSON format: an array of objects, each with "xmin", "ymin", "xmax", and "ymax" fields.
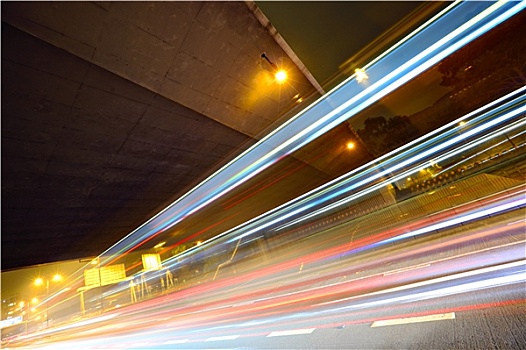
[
  {"xmin": 95, "ymin": 0, "xmax": 525, "ymax": 295},
  {"xmin": 154, "ymin": 242, "xmax": 166, "ymax": 249}
]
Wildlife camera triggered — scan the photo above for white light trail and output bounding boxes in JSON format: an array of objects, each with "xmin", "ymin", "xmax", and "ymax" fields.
[
  {"xmin": 97, "ymin": 1, "xmax": 524, "ymax": 259},
  {"xmin": 319, "ymin": 259, "xmax": 526, "ymax": 309},
  {"xmin": 382, "ymin": 194, "xmax": 525, "ymax": 244},
  {"xmin": 272, "ymin": 99, "xmax": 526, "ymax": 232}
]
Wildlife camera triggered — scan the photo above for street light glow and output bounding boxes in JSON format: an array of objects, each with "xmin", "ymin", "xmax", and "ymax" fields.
[
  {"xmin": 33, "ymin": 273, "xmax": 63, "ymax": 328},
  {"xmin": 275, "ymin": 70, "xmax": 287, "ymax": 83}
]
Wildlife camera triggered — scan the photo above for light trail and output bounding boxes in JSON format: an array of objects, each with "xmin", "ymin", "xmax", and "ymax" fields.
[
  {"xmin": 381, "ymin": 192, "xmax": 524, "ymax": 244},
  {"xmin": 188, "ymin": 85, "xmax": 525, "ymax": 249},
  {"xmin": 94, "ymin": 1, "xmax": 524, "ymax": 261},
  {"xmin": 120, "ymin": 184, "xmax": 524, "ymax": 310},
  {"xmin": 319, "ymin": 260, "xmax": 526, "ymax": 309},
  {"xmin": 212, "ymin": 237, "xmax": 526, "ymax": 312},
  {"xmin": 8, "ymin": 211, "xmax": 525, "ymax": 348},
  {"xmin": 435, "ymin": 127, "xmax": 526, "ymax": 177},
  {"xmin": 268, "ymin": 94, "xmax": 526, "ymax": 233},
  {"xmin": 8, "ymin": 4, "xmax": 526, "ymax": 349}
]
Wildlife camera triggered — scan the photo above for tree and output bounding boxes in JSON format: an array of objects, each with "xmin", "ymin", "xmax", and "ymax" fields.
[
  {"xmin": 357, "ymin": 115, "xmax": 418, "ymax": 157},
  {"xmin": 437, "ymin": 10, "xmax": 526, "ymax": 112}
]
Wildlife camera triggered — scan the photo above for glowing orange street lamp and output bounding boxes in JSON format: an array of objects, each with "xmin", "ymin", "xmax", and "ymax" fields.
[
  {"xmin": 261, "ymin": 53, "xmax": 288, "ymax": 84},
  {"xmin": 274, "ymin": 69, "xmax": 287, "ymax": 84}
]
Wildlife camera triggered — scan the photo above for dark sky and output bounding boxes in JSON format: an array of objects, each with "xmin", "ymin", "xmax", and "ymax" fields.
[{"xmin": 256, "ymin": 1, "xmax": 425, "ymax": 84}]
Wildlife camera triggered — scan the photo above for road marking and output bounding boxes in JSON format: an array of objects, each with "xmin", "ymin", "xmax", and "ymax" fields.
[
  {"xmin": 163, "ymin": 339, "xmax": 189, "ymax": 344},
  {"xmin": 205, "ymin": 335, "xmax": 240, "ymax": 341},
  {"xmin": 267, "ymin": 328, "xmax": 316, "ymax": 337},
  {"xmin": 371, "ymin": 312, "xmax": 455, "ymax": 327}
]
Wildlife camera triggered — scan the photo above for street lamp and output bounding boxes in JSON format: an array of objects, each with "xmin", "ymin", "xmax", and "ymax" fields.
[
  {"xmin": 18, "ymin": 298, "xmax": 38, "ymax": 332},
  {"xmin": 274, "ymin": 69, "xmax": 287, "ymax": 83},
  {"xmin": 261, "ymin": 53, "xmax": 288, "ymax": 84},
  {"xmin": 34, "ymin": 274, "xmax": 62, "ymax": 328},
  {"xmin": 91, "ymin": 258, "xmax": 104, "ymax": 313}
]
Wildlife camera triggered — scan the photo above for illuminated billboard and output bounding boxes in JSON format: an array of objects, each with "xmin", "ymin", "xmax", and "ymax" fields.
[
  {"xmin": 84, "ymin": 264, "xmax": 126, "ymax": 287},
  {"xmin": 141, "ymin": 254, "xmax": 162, "ymax": 270}
]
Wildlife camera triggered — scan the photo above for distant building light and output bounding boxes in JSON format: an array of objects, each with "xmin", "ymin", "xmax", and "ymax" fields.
[{"xmin": 355, "ymin": 68, "xmax": 369, "ymax": 83}]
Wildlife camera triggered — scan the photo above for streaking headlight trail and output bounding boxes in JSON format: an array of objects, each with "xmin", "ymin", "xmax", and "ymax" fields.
[{"xmin": 99, "ymin": 1, "xmax": 525, "ymax": 259}]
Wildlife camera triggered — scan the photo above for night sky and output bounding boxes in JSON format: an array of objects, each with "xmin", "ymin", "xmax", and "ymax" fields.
[{"xmin": 256, "ymin": 1, "xmax": 425, "ymax": 84}]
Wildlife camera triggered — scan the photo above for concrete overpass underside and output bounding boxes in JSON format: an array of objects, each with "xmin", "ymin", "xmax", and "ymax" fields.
[{"xmin": 1, "ymin": 1, "xmax": 324, "ymax": 269}]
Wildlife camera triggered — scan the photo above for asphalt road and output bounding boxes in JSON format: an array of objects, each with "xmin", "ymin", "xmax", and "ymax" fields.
[{"xmin": 4, "ymin": 186, "xmax": 525, "ymax": 349}]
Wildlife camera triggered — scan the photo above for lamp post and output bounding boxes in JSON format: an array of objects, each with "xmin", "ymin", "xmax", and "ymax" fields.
[
  {"xmin": 91, "ymin": 258, "xmax": 103, "ymax": 313},
  {"xmin": 19, "ymin": 298, "xmax": 38, "ymax": 333},
  {"xmin": 261, "ymin": 53, "xmax": 288, "ymax": 84},
  {"xmin": 34, "ymin": 274, "xmax": 62, "ymax": 328}
]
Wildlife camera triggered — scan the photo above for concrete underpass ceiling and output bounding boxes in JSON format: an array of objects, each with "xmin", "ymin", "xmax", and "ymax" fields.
[{"xmin": 2, "ymin": 1, "xmax": 427, "ymax": 270}]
